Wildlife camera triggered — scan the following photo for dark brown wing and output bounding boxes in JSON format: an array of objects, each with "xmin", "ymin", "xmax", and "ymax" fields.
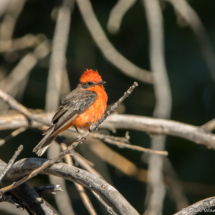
[
  {"xmin": 33, "ymin": 88, "xmax": 97, "ymax": 156},
  {"xmin": 52, "ymin": 88, "xmax": 97, "ymax": 132}
]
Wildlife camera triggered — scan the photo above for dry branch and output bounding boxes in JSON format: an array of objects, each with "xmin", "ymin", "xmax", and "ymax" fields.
[
  {"xmin": 174, "ymin": 196, "xmax": 215, "ymax": 215},
  {"xmin": 0, "ymin": 160, "xmax": 57, "ymax": 215},
  {"xmin": 2, "ymin": 158, "xmax": 139, "ymax": 215},
  {"xmin": 1, "ymin": 112, "xmax": 215, "ymax": 149},
  {"xmin": 0, "ymin": 40, "xmax": 50, "ymax": 95},
  {"xmin": 0, "ymin": 145, "xmax": 23, "ymax": 181},
  {"xmin": 0, "ymin": 127, "xmax": 26, "ymax": 146},
  {"xmin": 0, "ymin": 34, "xmax": 45, "ymax": 53}
]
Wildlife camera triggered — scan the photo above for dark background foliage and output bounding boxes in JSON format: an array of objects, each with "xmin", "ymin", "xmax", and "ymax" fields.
[{"xmin": 1, "ymin": 0, "xmax": 215, "ymax": 214}]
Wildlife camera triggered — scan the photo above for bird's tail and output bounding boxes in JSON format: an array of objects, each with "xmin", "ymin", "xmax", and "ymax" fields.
[{"xmin": 33, "ymin": 126, "xmax": 56, "ymax": 156}]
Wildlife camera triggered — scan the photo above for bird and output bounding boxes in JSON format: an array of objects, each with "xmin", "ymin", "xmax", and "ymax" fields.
[{"xmin": 33, "ymin": 69, "xmax": 108, "ymax": 156}]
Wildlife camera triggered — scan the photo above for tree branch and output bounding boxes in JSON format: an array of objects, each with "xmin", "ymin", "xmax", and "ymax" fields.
[
  {"xmin": 1, "ymin": 112, "xmax": 215, "ymax": 149},
  {"xmin": 3, "ymin": 158, "xmax": 140, "ymax": 215},
  {"xmin": 0, "ymin": 160, "xmax": 57, "ymax": 215},
  {"xmin": 174, "ymin": 196, "xmax": 215, "ymax": 215},
  {"xmin": 0, "ymin": 145, "xmax": 23, "ymax": 181}
]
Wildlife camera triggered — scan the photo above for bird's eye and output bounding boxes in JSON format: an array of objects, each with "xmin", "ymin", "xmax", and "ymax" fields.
[{"xmin": 87, "ymin": 81, "xmax": 93, "ymax": 85}]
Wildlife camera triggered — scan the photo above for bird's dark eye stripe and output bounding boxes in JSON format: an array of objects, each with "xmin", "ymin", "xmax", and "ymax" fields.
[{"xmin": 87, "ymin": 81, "xmax": 93, "ymax": 85}]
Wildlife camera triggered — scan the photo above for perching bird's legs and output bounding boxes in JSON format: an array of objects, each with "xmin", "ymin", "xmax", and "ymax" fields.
[{"xmin": 74, "ymin": 125, "xmax": 81, "ymax": 139}]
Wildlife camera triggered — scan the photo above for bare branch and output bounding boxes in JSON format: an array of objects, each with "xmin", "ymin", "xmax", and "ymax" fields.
[
  {"xmin": 0, "ymin": 34, "xmax": 46, "ymax": 53},
  {"xmin": 3, "ymin": 158, "xmax": 139, "ymax": 215},
  {"xmin": 91, "ymin": 131, "xmax": 167, "ymax": 155},
  {"xmin": 0, "ymin": 127, "xmax": 26, "ymax": 146},
  {"xmin": 76, "ymin": 0, "xmax": 153, "ymax": 84},
  {"xmin": 174, "ymin": 196, "xmax": 215, "ymax": 215},
  {"xmin": 143, "ymin": 0, "xmax": 172, "ymax": 214},
  {"xmin": 0, "ymin": 145, "xmax": 23, "ymax": 181},
  {"xmin": 0, "ymin": 40, "xmax": 50, "ymax": 94},
  {"xmin": 107, "ymin": 0, "xmax": 137, "ymax": 34},
  {"xmin": 0, "ymin": 0, "xmax": 26, "ymax": 40},
  {"xmin": 103, "ymin": 135, "xmax": 168, "ymax": 155},
  {"xmin": 201, "ymin": 118, "xmax": 215, "ymax": 131},
  {"xmin": 0, "ymin": 160, "xmax": 58, "ymax": 215},
  {"xmin": 1, "ymin": 112, "xmax": 215, "ymax": 150},
  {"xmin": 0, "ymin": 88, "xmax": 36, "ymax": 119},
  {"xmin": 46, "ymin": 0, "xmax": 74, "ymax": 110}
]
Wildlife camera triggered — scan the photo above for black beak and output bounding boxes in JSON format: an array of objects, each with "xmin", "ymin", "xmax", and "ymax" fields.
[{"xmin": 96, "ymin": 81, "xmax": 106, "ymax": 85}]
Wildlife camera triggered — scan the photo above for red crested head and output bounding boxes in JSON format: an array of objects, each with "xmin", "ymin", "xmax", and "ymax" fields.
[{"xmin": 80, "ymin": 69, "xmax": 103, "ymax": 84}]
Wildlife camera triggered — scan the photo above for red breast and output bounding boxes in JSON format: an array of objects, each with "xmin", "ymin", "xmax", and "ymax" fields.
[{"xmin": 72, "ymin": 85, "xmax": 108, "ymax": 128}]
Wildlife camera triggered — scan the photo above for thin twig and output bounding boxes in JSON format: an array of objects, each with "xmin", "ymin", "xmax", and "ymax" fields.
[
  {"xmin": 90, "ymin": 131, "xmax": 167, "ymax": 155},
  {"xmin": 0, "ymin": 88, "xmax": 49, "ymax": 125},
  {"xmin": 0, "ymin": 127, "xmax": 26, "ymax": 147},
  {"xmin": 92, "ymin": 192, "xmax": 117, "ymax": 215},
  {"xmin": 0, "ymin": 88, "xmax": 36, "ymax": 119},
  {"xmin": 103, "ymin": 136, "xmax": 168, "ymax": 155},
  {"xmin": 0, "ymin": 145, "xmax": 23, "ymax": 181},
  {"xmin": 0, "ymin": 82, "xmax": 138, "ymax": 196},
  {"xmin": 76, "ymin": 0, "xmax": 153, "ymax": 84},
  {"xmin": 201, "ymin": 118, "xmax": 215, "ymax": 131},
  {"xmin": 61, "ymin": 143, "xmax": 97, "ymax": 215},
  {"xmin": 90, "ymin": 132, "xmax": 130, "ymax": 144}
]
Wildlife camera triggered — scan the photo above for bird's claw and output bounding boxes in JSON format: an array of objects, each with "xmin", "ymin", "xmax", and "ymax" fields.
[{"xmin": 77, "ymin": 134, "xmax": 81, "ymax": 140}]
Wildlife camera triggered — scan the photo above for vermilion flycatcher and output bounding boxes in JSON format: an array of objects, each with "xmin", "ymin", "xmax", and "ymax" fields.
[{"xmin": 33, "ymin": 69, "xmax": 108, "ymax": 156}]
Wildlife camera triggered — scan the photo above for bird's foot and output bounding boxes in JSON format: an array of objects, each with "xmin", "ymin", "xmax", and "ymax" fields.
[
  {"xmin": 87, "ymin": 122, "xmax": 98, "ymax": 131},
  {"xmin": 76, "ymin": 134, "xmax": 82, "ymax": 140}
]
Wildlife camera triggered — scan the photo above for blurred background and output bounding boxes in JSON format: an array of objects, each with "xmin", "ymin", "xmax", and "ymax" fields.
[{"xmin": 1, "ymin": 0, "xmax": 215, "ymax": 214}]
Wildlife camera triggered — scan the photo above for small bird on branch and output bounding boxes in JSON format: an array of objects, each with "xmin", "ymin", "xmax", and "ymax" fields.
[{"xmin": 33, "ymin": 69, "xmax": 108, "ymax": 156}]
